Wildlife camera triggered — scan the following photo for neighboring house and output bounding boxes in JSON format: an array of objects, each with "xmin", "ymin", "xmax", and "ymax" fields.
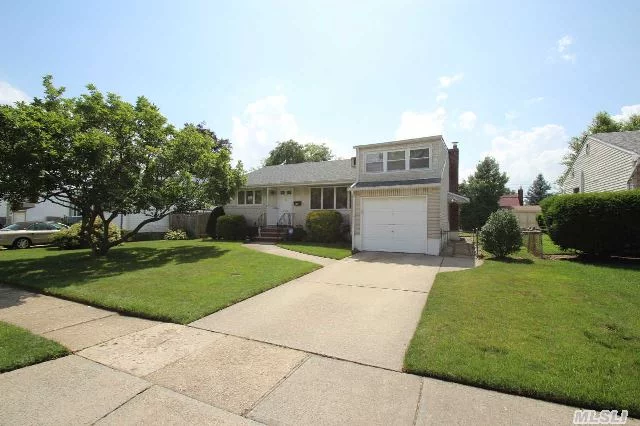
[
  {"xmin": 1, "ymin": 198, "xmax": 169, "ymax": 233},
  {"xmin": 499, "ymin": 188, "xmax": 541, "ymax": 229},
  {"xmin": 560, "ymin": 130, "xmax": 640, "ymax": 194},
  {"xmin": 226, "ymin": 135, "xmax": 468, "ymax": 255}
]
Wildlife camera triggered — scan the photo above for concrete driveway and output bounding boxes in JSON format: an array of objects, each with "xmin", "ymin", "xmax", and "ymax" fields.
[{"xmin": 191, "ymin": 251, "xmax": 448, "ymax": 370}]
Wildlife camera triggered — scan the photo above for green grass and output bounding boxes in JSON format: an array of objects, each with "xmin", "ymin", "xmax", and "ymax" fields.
[
  {"xmin": 277, "ymin": 242, "xmax": 352, "ymax": 260},
  {"xmin": 404, "ymin": 250, "xmax": 640, "ymax": 416},
  {"xmin": 0, "ymin": 322, "xmax": 69, "ymax": 372},
  {"xmin": 0, "ymin": 240, "xmax": 319, "ymax": 324},
  {"xmin": 542, "ymin": 233, "xmax": 573, "ymax": 255}
]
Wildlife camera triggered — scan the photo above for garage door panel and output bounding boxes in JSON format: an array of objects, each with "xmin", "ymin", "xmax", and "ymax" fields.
[{"xmin": 361, "ymin": 197, "xmax": 428, "ymax": 254}]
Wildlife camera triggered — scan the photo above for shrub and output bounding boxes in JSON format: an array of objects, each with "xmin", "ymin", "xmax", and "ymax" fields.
[
  {"xmin": 289, "ymin": 226, "xmax": 307, "ymax": 242},
  {"xmin": 51, "ymin": 218, "xmax": 121, "ymax": 250},
  {"xmin": 206, "ymin": 206, "xmax": 225, "ymax": 238},
  {"xmin": 164, "ymin": 229, "xmax": 188, "ymax": 240},
  {"xmin": 541, "ymin": 190, "xmax": 640, "ymax": 256},
  {"xmin": 306, "ymin": 210, "xmax": 343, "ymax": 243},
  {"xmin": 536, "ymin": 213, "xmax": 545, "ymax": 229},
  {"xmin": 479, "ymin": 209, "xmax": 523, "ymax": 258},
  {"xmin": 216, "ymin": 215, "xmax": 247, "ymax": 240}
]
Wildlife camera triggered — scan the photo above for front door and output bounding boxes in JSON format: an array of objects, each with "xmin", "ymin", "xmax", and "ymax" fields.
[{"xmin": 277, "ymin": 188, "xmax": 294, "ymax": 224}]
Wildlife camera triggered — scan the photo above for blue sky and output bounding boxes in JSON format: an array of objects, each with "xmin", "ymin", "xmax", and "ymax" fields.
[{"xmin": 2, "ymin": 0, "xmax": 639, "ymax": 190}]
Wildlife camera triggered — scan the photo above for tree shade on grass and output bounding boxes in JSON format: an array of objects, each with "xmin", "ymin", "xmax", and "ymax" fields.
[
  {"xmin": 277, "ymin": 242, "xmax": 352, "ymax": 260},
  {"xmin": 0, "ymin": 322, "xmax": 69, "ymax": 373},
  {"xmin": 404, "ymin": 251, "xmax": 640, "ymax": 416},
  {"xmin": 0, "ymin": 240, "xmax": 319, "ymax": 324}
]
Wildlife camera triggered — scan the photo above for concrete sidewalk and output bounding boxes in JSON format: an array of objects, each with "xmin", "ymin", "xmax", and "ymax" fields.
[{"xmin": 244, "ymin": 242, "xmax": 337, "ymax": 266}]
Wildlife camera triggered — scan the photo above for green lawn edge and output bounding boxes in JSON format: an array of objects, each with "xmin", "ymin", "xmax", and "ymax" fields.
[
  {"xmin": 0, "ymin": 240, "xmax": 321, "ymax": 324},
  {"xmin": 0, "ymin": 322, "xmax": 69, "ymax": 373},
  {"xmin": 277, "ymin": 242, "xmax": 352, "ymax": 260},
  {"xmin": 403, "ymin": 251, "xmax": 640, "ymax": 417}
]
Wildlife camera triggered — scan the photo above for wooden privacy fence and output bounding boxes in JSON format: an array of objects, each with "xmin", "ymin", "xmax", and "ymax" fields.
[{"xmin": 169, "ymin": 212, "xmax": 210, "ymax": 238}]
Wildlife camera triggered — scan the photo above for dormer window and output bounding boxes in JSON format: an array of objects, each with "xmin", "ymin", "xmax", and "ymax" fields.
[
  {"xmin": 366, "ymin": 152, "xmax": 383, "ymax": 173},
  {"xmin": 387, "ymin": 150, "xmax": 406, "ymax": 171},
  {"xmin": 410, "ymin": 149, "xmax": 429, "ymax": 169}
]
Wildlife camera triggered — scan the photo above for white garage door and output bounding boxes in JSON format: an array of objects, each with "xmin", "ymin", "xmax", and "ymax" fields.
[{"xmin": 361, "ymin": 196, "xmax": 427, "ymax": 254}]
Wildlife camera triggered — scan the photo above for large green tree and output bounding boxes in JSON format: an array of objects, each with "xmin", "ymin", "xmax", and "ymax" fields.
[
  {"xmin": 526, "ymin": 173, "xmax": 552, "ymax": 205},
  {"xmin": 264, "ymin": 140, "xmax": 334, "ymax": 166},
  {"xmin": 0, "ymin": 76, "xmax": 244, "ymax": 255},
  {"xmin": 459, "ymin": 157, "xmax": 509, "ymax": 230},
  {"xmin": 562, "ymin": 111, "xmax": 640, "ymax": 168}
]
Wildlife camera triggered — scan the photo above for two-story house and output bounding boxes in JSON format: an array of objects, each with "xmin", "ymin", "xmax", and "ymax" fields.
[
  {"xmin": 560, "ymin": 130, "xmax": 640, "ymax": 194},
  {"xmin": 225, "ymin": 135, "xmax": 468, "ymax": 255}
]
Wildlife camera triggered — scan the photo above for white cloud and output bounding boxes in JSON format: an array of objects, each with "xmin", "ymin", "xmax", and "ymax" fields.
[
  {"xmin": 505, "ymin": 111, "xmax": 518, "ymax": 120},
  {"xmin": 557, "ymin": 35, "xmax": 573, "ymax": 53},
  {"xmin": 436, "ymin": 92, "xmax": 448, "ymax": 103},
  {"xmin": 612, "ymin": 104, "xmax": 640, "ymax": 122},
  {"xmin": 0, "ymin": 81, "xmax": 29, "ymax": 105},
  {"xmin": 525, "ymin": 96, "xmax": 544, "ymax": 105},
  {"xmin": 458, "ymin": 111, "xmax": 477, "ymax": 130},
  {"xmin": 395, "ymin": 108, "xmax": 447, "ymax": 140},
  {"xmin": 438, "ymin": 73, "xmax": 464, "ymax": 89},
  {"xmin": 553, "ymin": 35, "xmax": 576, "ymax": 63},
  {"xmin": 231, "ymin": 95, "xmax": 349, "ymax": 169},
  {"xmin": 483, "ymin": 124, "xmax": 568, "ymax": 187}
]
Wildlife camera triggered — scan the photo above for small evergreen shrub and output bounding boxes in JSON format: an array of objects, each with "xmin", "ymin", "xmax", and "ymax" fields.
[
  {"xmin": 536, "ymin": 213, "xmax": 545, "ymax": 229},
  {"xmin": 216, "ymin": 215, "xmax": 247, "ymax": 240},
  {"xmin": 290, "ymin": 226, "xmax": 307, "ymax": 241},
  {"xmin": 51, "ymin": 218, "xmax": 121, "ymax": 250},
  {"xmin": 541, "ymin": 190, "xmax": 640, "ymax": 256},
  {"xmin": 306, "ymin": 210, "xmax": 343, "ymax": 243},
  {"xmin": 206, "ymin": 206, "xmax": 225, "ymax": 238},
  {"xmin": 164, "ymin": 229, "xmax": 188, "ymax": 240},
  {"xmin": 479, "ymin": 209, "xmax": 523, "ymax": 258}
]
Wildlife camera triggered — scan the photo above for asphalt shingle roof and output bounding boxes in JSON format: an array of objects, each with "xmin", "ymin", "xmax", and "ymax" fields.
[
  {"xmin": 246, "ymin": 159, "xmax": 357, "ymax": 187},
  {"xmin": 591, "ymin": 130, "xmax": 640, "ymax": 155}
]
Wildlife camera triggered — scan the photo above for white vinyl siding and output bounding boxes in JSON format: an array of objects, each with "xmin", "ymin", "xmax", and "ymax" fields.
[{"xmin": 561, "ymin": 138, "xmax": 637, "ymax": 193}]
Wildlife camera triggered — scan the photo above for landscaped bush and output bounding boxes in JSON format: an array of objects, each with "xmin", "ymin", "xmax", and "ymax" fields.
[
  {"xmin": 479, "ymin": 209, "xmax": 523, "ymax": 258},
  {"xmin": 164, "ymin": 229, "xmax": 188, "ymax": 240},
  {"xmin": 306, "ymin": 210, "xmax": 343, "ymax": 243},
  {"xmin": 51, "ymin": 218, "xmax": 121, "ymax": 250},
  {"xmin": 289, "ymin": 226, "xmax": 307, "ymax": 242},
  {"xmin": 216, "ymin": 215, "xmax": 247, "ymax": 240},
  {"xmin": 541, "ymin": 190, "xmax": 640, "ymax": 256},
  {"xmin": 206, "ymin": 206, "xmax": 225, "ymax": 238}
]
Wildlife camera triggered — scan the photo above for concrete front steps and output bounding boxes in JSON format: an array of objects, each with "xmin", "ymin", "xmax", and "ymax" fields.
[{"xmin": 255, "ymin": 226, "xmax": 288, "ymax": 242}]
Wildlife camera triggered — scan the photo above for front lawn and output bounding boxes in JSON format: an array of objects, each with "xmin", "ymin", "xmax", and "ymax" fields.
[
  {"xmin": 277, "ymin": 242, "xmax": 352, "ymax": 260},
  {"xmin": 404, "ymin": 251, "xmax": 640, "ymax": 416},
  {"xmin": 0, "ymin": 322, "xmax": 69, "ymax": 372},
  {"xmin": 0, "ymin": 240, "xmax": 319, "ymax": 324}
]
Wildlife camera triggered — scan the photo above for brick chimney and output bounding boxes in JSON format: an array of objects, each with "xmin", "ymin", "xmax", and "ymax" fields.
[
  {"xmin": 517, "ymin": 187, "xmax": 524, "ymax": 206},
  {"xmin": 448, "ymin": 142, "xmax": 460, "ymax": 231}
]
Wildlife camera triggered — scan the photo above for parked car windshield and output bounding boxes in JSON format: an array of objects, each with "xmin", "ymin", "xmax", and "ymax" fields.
[
  {"xmin": 46, "ymin": 222, "xmax": 69, "ymax": 230},
  {"xmin": 1, "ymin": 223, "xmax": 29, "ymax": 231}
]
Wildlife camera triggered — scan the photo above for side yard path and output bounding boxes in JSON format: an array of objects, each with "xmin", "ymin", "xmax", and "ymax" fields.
[{"xmin": 0, "ymin": 284, "xmax": 593, "ymax": 426}]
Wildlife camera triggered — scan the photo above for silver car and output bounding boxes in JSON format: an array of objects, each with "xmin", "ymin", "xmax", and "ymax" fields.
[{"xmin": 0, "ymin": 222, "xmax": 69, "ymax": 249}]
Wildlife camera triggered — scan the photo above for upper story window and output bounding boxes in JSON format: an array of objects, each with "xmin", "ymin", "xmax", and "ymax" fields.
[
  {"xmin": 366, "ymin": 152, "xmax": 383, "ymax": 173},
  {"xmin": 237, "ymin": 189, "xmax": 262, "ymax": 205},
  {"xmin": 410, "ymin": 149, "xmax": 429, "ymax": 169},
  {"xmin": 386, "ymin": 150, "xmax": 406, "ymax": 171}
]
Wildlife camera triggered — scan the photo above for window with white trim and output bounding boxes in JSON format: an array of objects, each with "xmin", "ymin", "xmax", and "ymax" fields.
[
  {"xmin": 409, "ymin": 148, "xmax": 429, "ymax": 169},
  {"xmin": 310, "ymin": 187, "xmax": 350, "ymax": 210},
  {"xmin": 386, "ymin": 150, "xmax": 406, "ymax": 171},
  {"xmin": 236, "ymin": 189, "xmax": 263, "ymax": 205},
  {"xmin": 366, "ymin": 152, "xmax": 383, "ymax": 173}
]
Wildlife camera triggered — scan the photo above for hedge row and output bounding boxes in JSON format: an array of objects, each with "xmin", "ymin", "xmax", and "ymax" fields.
[{"xmin": 540, "ymin": 189, "xmax": 640, "ymax": 256}]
